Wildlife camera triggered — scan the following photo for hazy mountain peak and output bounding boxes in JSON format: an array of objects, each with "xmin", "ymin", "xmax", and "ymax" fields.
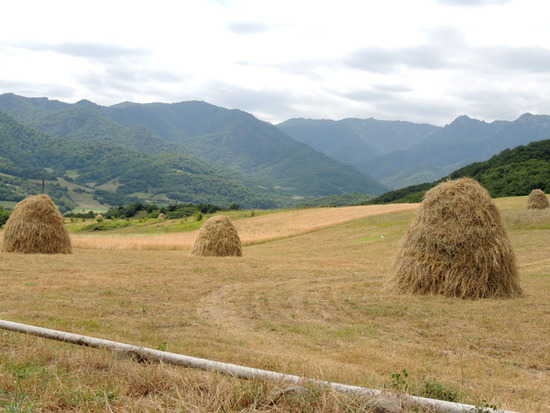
[
  {"xmin": 76, "ymin": 99, "xmax": 99, "ymax": 108},
  {"xmin": 447, "ymin": 114, "xmax": 483, "ymax": 126},
  {"xmin": 516, "ymin": 112, "xmax": 535, "ymax": 122}
]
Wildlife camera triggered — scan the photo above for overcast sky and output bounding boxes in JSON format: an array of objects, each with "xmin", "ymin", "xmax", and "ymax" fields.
[{"xmin": 1, "ymin": 0, "xmax": 550, "ymax": 126}]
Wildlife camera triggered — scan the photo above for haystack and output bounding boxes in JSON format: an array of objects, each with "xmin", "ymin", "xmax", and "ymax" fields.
[
  {"xmin": 527, "ymin": 189, "xmax": 549, "ymax": 210},
  {"xmin": 95, "ymin": 214, "xmax": 104, "ymax": 222},
  {"xmin": 190, "ymin": 215, "xmax": 242, "ymax": 257},
  {"xmin": 158, "ymin": 213, "xmax": 166, "ymax": 221},
  {"xmin": 2, "ymin": 194, "xmax": 72, "ymax": 254},
  {"xmin": 387, "ymin": 178, "xmax": 521, "ymax": 299}
]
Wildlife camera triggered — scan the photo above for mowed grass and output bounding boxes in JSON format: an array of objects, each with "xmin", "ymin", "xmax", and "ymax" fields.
[
  {"xmin": 0, "ymin": 199, "xmax": 549, "ymax": 412},
  {"xmin": 69, "ymin": 204, "xmax": 418, "ymax": 249}
]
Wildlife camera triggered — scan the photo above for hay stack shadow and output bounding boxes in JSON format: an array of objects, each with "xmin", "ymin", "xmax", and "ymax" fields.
[
  {"xmin": 387, "ymin": 178, "xmax": 521, "ymax": 299},
  {"xmin": 527, "ymin": 189, "xmax": 549, "ymax": 210},
  {"xmin": 2, "ymin": 194, "xmax": 72, "ymax": 254},
  {"xmin": 190, "ymin": 215, "xmax": 242, "ymax": 257}
]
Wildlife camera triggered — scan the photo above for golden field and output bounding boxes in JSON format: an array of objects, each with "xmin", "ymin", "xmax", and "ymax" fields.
[{"xmin": 0, "ymin": 199, "xmax": 549, "ymax": 412}]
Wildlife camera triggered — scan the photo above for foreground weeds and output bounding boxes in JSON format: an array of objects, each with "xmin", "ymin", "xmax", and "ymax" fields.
[
  {"xmin": 0, "ymin": 334, "xmax": 392, "ymax": 412},
  {"xmin": 387, "ymin": 369, "xmax": 463, "ymax": 403}
]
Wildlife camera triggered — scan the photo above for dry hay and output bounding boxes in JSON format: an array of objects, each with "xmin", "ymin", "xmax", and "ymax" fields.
[
  {"xmin": 2, "ymin": 194, "xmax": 72, "ymax": 254},
  {"xmin": 527, "ymin": 189, "xmax": 549, "ymax": 210},
  {"xmin": 387, "ymin": 178, "xmax": 521, "ymax": 299},
  {"xmin": 190, "ymin": 215, "xmax": 242, "ymax": 257},
  {"xmin": 158, "ymin": 213, "xmax": 167, "ymax": 221}
]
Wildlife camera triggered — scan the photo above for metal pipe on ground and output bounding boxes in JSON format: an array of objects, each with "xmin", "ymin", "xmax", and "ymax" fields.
[{"xmin": 0, "ymin": 319, "xmax": 517, "ymax": 413}]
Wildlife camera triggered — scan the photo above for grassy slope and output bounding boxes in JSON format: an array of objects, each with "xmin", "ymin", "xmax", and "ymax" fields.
[
  {"xmin": 54, "ymin": 178, "xmax": 108, "ymax": 212},
  {"xmin": 0, "ymin": 199, "xmax": 549, "ymax": 412}
]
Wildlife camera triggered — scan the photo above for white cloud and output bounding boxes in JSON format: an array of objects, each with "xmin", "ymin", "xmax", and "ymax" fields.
[
  {"xmin": 1, "ymin": 0, "xmax": 550, "ymax": 125},
  {"xmin": 226, "ymin": 21, "xmax": 270, "ymax": 34}
]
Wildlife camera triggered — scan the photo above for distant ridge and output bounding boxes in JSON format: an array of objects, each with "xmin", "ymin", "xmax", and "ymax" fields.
[
  {"xmin": 370, "ymin": 139, "xmax": 550, "ymax": 204},
  {"xmin": 279, "ymin": 113, "xmax": 550, "ymax": 189}
]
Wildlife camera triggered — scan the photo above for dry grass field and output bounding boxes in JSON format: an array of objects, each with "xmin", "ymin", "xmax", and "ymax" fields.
[
  {"xmin": 69, "ymin": 203, "xmax": 419, "ymax": 250},
  {"xmin": 0, "ymin": 199, "xmax": 549, "ymax": 412}
]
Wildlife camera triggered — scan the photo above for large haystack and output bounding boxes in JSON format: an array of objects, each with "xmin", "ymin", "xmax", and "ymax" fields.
[
  {"xmin": 2, "ymin": 194, "xmax": 72, "ymax": 254},
  {"xmin": 190, "ymin": 215, "xmax": 242, "ymax": 257},
  {"xmin": 527, "ymin": 189, "xmax": 549, "ymax": 210},
  {"xmin": 387, "ymin": 178, "xmax": 521, "ymax": 299}
]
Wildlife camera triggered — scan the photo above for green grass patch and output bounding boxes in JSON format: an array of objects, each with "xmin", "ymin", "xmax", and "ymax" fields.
[
  {"xmin": 80, "ymin": 221, "xmax": 132, "ymax": 232},
  {"xmin": 0, "ymin": 201, "xmax": 17, "ymax": 209},
  {"xmin": 387, "ymin": 369, "xmax": 464, "ymax": 403},
  {"xmin": 118, "ymin": 219, "xmax": 205, "ymax": 234}
]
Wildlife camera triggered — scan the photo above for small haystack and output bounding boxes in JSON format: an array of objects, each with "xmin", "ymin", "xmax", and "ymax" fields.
[
  {"xmin": 190, "ymin": 215, "xmax": 242, "ymax": 257},
  {"xmin": 2, "ymin": 194, "xmax": 72, "ymax": 254},
  {"xmin": 95, "ymin": 214, "xmax": 104, "ymax": 222},
  {"xmin": 158, "ymin": 213, "xmax": 167, "ymax": 221},
  {"xmin": 387, "ymin": 178, "xmax": 521, "ymax": 299},
  {"xmin": 527, "ymin": 189, "xmax": 549, "ymax": 210}
]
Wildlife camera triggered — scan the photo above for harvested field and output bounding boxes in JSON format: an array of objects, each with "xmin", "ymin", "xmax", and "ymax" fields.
[
  {"xmin": 70, "ymin": 204, "xmax": 419, "ymax": 250},
  {"xmin": 0, "ymin": 199, "xmax": 549, "ymax": 412}
]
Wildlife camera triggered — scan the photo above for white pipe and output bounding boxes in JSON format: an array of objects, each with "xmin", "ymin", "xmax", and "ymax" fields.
[{"xmin": 0, "ymin": 319, "xmax": 517, "ymax": 413}]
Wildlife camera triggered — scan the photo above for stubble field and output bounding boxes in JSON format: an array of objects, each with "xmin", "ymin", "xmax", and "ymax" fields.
[{"xmin": 0, "ymin": 199, "xmax": 549, "ymax": 412}]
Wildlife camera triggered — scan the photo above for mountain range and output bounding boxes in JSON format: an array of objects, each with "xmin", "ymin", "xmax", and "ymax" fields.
[
  {"xmin": 371, "ymin": 138, "xmax": 550, "ymax": 204},
  {"xmin": 279, "ymin": 113, "xmax": 550, "ymax": 189},
  {"xmin": 1, "ymin": 92, "xmax": 549, "ymax": 212},
  {"xmin": 0, "ymin": 93, "xmax": 385, "ymax": 211}
]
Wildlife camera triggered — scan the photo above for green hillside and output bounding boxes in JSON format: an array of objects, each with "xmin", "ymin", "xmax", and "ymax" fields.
[
  {"xmin": 278, "ymin": 117, "xmax": 437, "ymax": 164},
  {"xmin": 371, "ymin": 139, "xmax": 550, "ymax": 204},
  {"xmin": 0, "ymin": 94, "xmax": 387, "ymax": 199},
  {"xmin": 176, "ymin": 122, "xmax": 387, "ymax": 197},
  {"xmin": 0, "ymin": 111, "xmax": 282, "ymax": 211},
  {"xmin": 359, "ymin": 114, "xmax": 550, "ymax": 189},
  {"xmin": 101, "ymin": 101, "xmax": 387, "ymax": 197},
  {"xmin": 0, "ymin": 94, "xmax": 175, "ymax": 155}
]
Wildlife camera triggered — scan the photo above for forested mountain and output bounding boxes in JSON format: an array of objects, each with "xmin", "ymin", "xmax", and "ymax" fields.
[
  {"xmin": 0, "ymin": 94, "xmax": 387, "ymax": 203},
  {"xmin": 357, "ymin": 114, "xmax": 550, "ymax": 189},
  {"xmin": 277, "ymin": 118, "xmax": 438, "ymax": 164},
  {"xmin": 372, "ymin": 139, "xmax": 550, "ymax": 204},
  {"xmin": 0, "ymin": 94, "xmax": 178, "ymax": 156},
  {"xmin": 4, "ymin": 92, "xmax": 548, "ymax": 212},
  {"xmin": 279, "ymin": 114, "xmax": 550, "ymax": 190},
  {"xmin": 96, "ymin": 101, "xmax": 387, "ymax": 196},
  {"xmin": 0, "ymin": 111, "xmax": 282, "ymax": 210},
  {"xmin": 0, "ymin": 94, "xmax": 389, "ymax": 211}
]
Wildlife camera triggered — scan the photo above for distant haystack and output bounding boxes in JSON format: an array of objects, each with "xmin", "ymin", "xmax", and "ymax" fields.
[
  {"xmin": 95, "ymin": 214, "xmax": 104, "ymax": 222},
  {"xmin": 190, "ymin": 215, "xmax": 242, "ymax": 257},
  {"xmin": 387, "ymin": 178, "xmax": 521, "ymax": 299},
  {"xmin": 158, "ymin": 213, "xmax": 166, "ymax": 221},
  {"xmin": 2, "ymin": 194, "xmax": 72, "ymax": 254},
  {"xmin": 527, "ymin": 189, "xmax": 549, "ymax": 210}
]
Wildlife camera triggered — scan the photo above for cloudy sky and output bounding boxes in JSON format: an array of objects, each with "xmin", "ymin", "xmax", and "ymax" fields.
[{"xmin": 1, "ymin": 0, "xmax": 549, "ymax": 125}]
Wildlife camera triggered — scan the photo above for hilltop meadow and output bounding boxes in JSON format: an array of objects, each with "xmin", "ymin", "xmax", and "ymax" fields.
[{"xmin": 0, "ymin": 198, "xmax": 549, "ymax": 412}]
